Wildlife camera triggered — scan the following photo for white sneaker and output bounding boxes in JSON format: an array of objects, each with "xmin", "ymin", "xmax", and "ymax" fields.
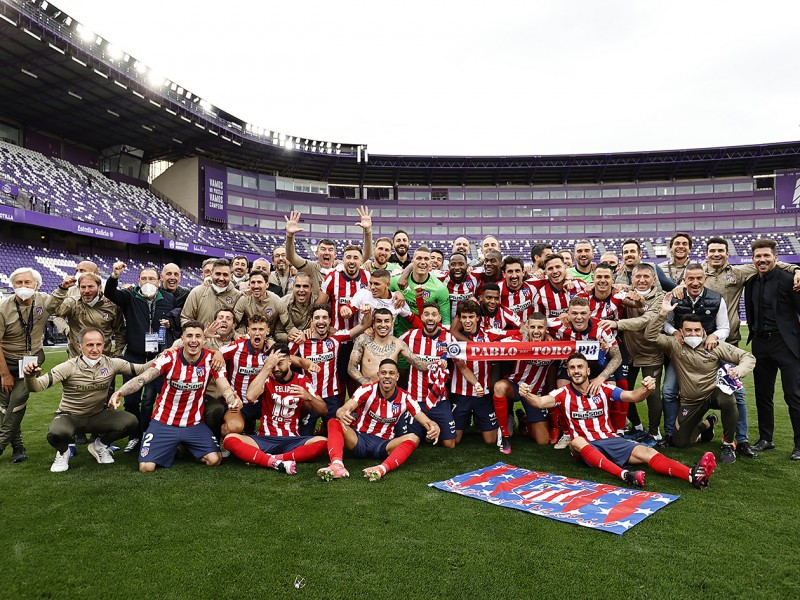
[
  {"xmin": 554, "ymin": 434, "xmax": 571, "ymax": 450},
  {"xmin": 88, "ymin": 439, "xmax": 115, "ymax": 464},
  {"xmin": 221, "ymin": 448, "xmax": 231, "ymax": 458},
  {"xmin": 51, "ymin": 450, "xmax": 70, "ymax": 472},
  {"xmin": 124, "ymin": 438, "xmax": 140, "ymax": 453}
]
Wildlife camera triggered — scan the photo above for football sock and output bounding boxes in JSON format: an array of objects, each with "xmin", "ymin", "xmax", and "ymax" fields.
[
  {"xmin": 380, "ymin": 440, "xmax": 417, "ymax": 473},
  {"xmin": 493, "ymin": 395, "xmax": 510, "ymax": 437},
  {"xmin": 648, "ymin": 453, "xmax": 691, "ymax": 481},
  {"xmin": 276, "ymin": 439, "xmax": 327, "ymax": 463},
  {"xmin": 223, "ymin": 437, "xmax": 275, "ymax": 468},
  {"xmin": 327, "ymin": 419, "xmax": 345, "ymax": 464},
  {"xmin": 579, "ymin": 444, "xmax": 625, "ymax": 479}
]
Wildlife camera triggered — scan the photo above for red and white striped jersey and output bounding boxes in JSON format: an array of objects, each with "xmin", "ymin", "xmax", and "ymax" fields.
[
  {"xmin": 152, "ymin": 348, "xmax": 224, "ymax": 427},
  {"xmin": 509, "ymin": 358, "xmax": 551, "ymax": 395},
  {"xmin": 290, "ymin": 333, "xmax": 351, "ymax": 398},
  {"xmin": 480, "ymin": 306, "xmax": 521, "ymax": 333},
  {"xmin": 498, "ymin": 280, "xmax": 537, "ymax": 322},
  {"xmin": 257, "ymin": 372, "xmax": 317, "ymax": 437},
  {"xmin": 530, "ymin": 279, "xmax": 587, "ymax": 318},
  {"xmin": 351, "ymin": 382, "xmax": 420, "ymax": 440},
  {"xmin": 219, "ymin": 338, "xmax": 269, "ymax": 403},
  {"xmin": 550, "ymin": 383, "xmax": 622, "ymax": 442},
  {"xmin": 400, "ymin": 326, "xmax": 455, "ymax": 404},
  {"xmin": 449, "ymin": 329, "xmax": 507, "ymax": 396},
  {"xmin": 321, "ymin": 270, "xmax": 370, "ymax": 331},
  {"xmin": 548, "ymin": 318, "xmax": 618, "ymax": 348},
  {"xmin": 578, "ymin": 291, "xmax": 628, "ymax": 322},
  {"xmin": 436, "ymin": 271, "xmax": 483, "ymax": 320}
]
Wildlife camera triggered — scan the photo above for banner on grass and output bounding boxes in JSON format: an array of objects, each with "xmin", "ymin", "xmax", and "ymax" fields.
[
  {"xmin": 443, "ymin": 340, "xmax": 599, "ymax": 362},
  {"xmin": 429, "ymin": 462, "xmax": 679, "ymax": 535}
]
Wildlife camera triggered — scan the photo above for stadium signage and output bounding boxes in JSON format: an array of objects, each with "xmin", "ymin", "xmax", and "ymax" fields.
[
  {"xmin": 204, "ymin": 166, "xmax": 228, "ymax": 222},
  {"xmin": 0, "ymin": 205, "xmax": 14, "ymax": 221},
  {"xmin": 445, "ymin": 341, "xmax": 600, "ymax": 361},
  {"xmin": 776, "ymin": 169, "xmax": 800, "ymax": 212},
  {"xmin": 1, "ymin": 182, "xmax": 18, "ymax": 197},
  {"xmin": 76, "ymin": 224, "xmax": 114, "ymax": 239}
]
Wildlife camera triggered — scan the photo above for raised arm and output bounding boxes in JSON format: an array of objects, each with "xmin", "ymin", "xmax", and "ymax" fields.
[
  {"xmin": 356, "ymin": 205, "xmax": 373, "ymax": 262},
  {"xmin": 619, "ymin": 376, "xmax": 657, "ymax": 403},
  {"xmin": 284, "ymin": 211, "xmax": 307, "ymax": 269}
]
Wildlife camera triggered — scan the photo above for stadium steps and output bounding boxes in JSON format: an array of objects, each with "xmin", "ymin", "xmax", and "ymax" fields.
[{"xmin": 788, "ymin": 233, "xmax": 800, "ymax": 255}]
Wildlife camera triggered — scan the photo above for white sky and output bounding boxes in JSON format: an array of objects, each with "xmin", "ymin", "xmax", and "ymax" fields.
[{"xmin": 53, "ymin": 0, "xmax": 800, "ymax": 156}]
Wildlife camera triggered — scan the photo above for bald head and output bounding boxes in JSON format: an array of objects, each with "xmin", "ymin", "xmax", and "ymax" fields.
[
  {"xmin": 76, "ymin": 261, "xmax": 98, "ymax": 275},
  {"xmin": 161, "ymin": 263, "xmax": 181, "ymax": 292}
]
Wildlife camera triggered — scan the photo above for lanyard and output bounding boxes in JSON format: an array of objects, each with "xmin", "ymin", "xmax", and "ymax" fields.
[
  {"xmin": 147, "ymin": 299, "xmax": 156, "ymax": 334},
  {"xmin": 15, "ymin": 299, "xmax": 35, "ymax": 354}
]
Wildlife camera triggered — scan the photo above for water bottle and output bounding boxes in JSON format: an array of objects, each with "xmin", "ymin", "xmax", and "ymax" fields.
[{"xmin": 157, "ymin": 324, "xmax": 166, "ymax": 344}]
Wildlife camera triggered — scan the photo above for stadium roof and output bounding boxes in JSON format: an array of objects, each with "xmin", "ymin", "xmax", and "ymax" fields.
[{"xmin": 2, "ymin": 0, "xmax": 800, "ymax": 188}]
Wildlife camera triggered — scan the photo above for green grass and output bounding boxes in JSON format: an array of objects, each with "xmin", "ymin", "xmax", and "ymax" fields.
[{"xmin": 1, "ymin": 338, "xmax": 798, "ymax": 600}]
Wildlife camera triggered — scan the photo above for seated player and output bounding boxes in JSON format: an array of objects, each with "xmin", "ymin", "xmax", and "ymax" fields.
[
  {"xmin": 318, "ymin": 359, "xmax": 441, "ymax": 482},
  {"xmin": 223, "ymin": 344, "xmax": 328, "ymax": 474},
  {"xmin": 108, "ymin": 320, "xmax": 243, "ymax": 473},
  {"xmin": 24, "ymin": 327, "xmax": 147, "ymax": 472},
  {"xmin": 493, "ymin": 313, "xmax": 555, "ymax": 452},
  {"xmin": 292, "ymin": 304, "xmax": 371, "ymax": 435},
  {"xmin": 519, "ymin": 353, "xmax": 716, "ymax": 490}
]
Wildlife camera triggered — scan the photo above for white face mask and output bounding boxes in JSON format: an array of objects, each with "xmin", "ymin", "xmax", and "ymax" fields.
[
  {"xmin": 211, "ymin": 283, "xmax": 228, "ymax": 294},
  {"xmin": 14, "ymin": 287, "xmax": 36, "ymax": 301},
  {"xmin": 85, "ymin": 295, "xmax": 101, "ymax": 307},
  {"xmin": 684, "ymin": 336, "xmax": 704, "ymax": 349},
  {"xmin": 83, "ymin": 356, "xmax": 101, "ymax": 367},
  {"xmin": 140, "ymin": 283, "xmax": 158, "ymax": 299}
]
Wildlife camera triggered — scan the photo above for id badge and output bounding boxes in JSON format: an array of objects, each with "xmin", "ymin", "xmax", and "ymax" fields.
[
  {"xmin": 18, "ymin": 355, "xmax": 38, "ymax": 378},
  {"xmin": 145, "ymin": 333, "xmax": 160, "ymax": 353}
]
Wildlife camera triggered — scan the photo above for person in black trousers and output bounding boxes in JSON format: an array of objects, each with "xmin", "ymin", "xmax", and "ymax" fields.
[{"xmin": 745, "ymin": 238, "xmax": 800, "ymax": 460}]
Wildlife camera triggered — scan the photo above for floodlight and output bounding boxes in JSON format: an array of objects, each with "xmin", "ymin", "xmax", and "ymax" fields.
[
  {"xmin": 77, "ymin": 23, "xmax": 95, "ymax": 42},
  {"xmin": 134, "ymin": 61, "xmax": 146, "ymax": 74},
  {"xmin": 106, "ymin": 44, "xmax": 122, "ymax": 59},
  {"xmin": 147, "ymin": 71, "xmax": 164, "ymax": 86},
  {"xmin": 285, "ymin": 140, "xmax": 294, "ymax": 150}
]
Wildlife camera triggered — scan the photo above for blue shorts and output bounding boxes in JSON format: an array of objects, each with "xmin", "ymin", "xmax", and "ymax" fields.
[
  {"xmin": 241, "ymin": 401, "xmax": 261, "ymax": 424},
  {"xmin": 584, "ymin": 437, "xmax": 636, "ymax": 467},
  {"xmin": 138, "ymin": 420, "xmax": 219, "ymax": 467},
  {"xmin": 395, "ymin": 401, "xmax": 456, "ymax": 441},
  {"xmin": 508, "ymin": 380, "xmax": 548, "ymax": 423},
  {"xmin": 351, "ymin": 431, "xmax": 391, "ymax": 461},
  {"xmin": 250, "ymin": 434, "xmax": 313, "ymax": 455},
  {"xmin": 323, "ymin": 395, "xmax": 340, "ymax": 420},
  {"xmin": 451, "ymin": 393, "xmax": 498, "ymax": 432}
]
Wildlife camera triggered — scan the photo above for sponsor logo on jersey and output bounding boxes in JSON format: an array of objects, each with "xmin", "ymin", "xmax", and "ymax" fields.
[
  {"xmin": 571, "ymin": 408, "xmax": 604, "ymax": 419},
  {"xmin": 368, "ymin": 409, "xmax": 397, "ymax": 424},
  {"xmin": 338, "ymin": 297, "xmax": 349, "ymax": 304},
  {"xmin": 169, "ymin": 380, "xmax": 204, "ymax": 391},
  {"xmin": 237, "ymin": 366, "xmax": 262, "ymax": 375},
  {"xmin": 309, "ymin": 351, "xmax": 335, "ymax": 364},
  {"xmin": 510, "ymin": 300, "xmax": 531, "ymax": 313}
]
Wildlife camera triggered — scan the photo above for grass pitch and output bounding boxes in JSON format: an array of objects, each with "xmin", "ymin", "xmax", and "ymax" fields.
[{"xmin": 1, "ymin": 344, "xmax": 798, "ymax": 599}]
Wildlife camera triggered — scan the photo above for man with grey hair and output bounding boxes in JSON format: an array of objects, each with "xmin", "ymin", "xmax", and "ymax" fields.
[{"xmin": 0, "ymin": 267, "xmax": 70, "ymax": 462}]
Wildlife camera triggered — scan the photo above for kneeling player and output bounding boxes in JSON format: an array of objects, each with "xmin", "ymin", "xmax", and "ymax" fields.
[
  {"xmin": 223, "ymin": 344, "xmax": 328, "ymax": 474},
  {"xmin": 519, "ymin": 353, "xmax": 716, "ymax": 490},
  {"xmin": 318, "ymin": 359, "xmax": 441, "ymax": 482},
  {"xmin": 493, "ymin": 312, "xmax": 554, "ymax": 452},
  {"xmin": 108, "ymin": 321, "xmax": 243, "ymax": 473}
]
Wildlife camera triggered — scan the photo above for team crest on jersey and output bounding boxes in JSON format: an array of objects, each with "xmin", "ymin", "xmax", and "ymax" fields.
[
  {"xmin": 99, "ymin": 367, "xmax": 110, "ymax": 377},
  {"xmin": 423, "ymin": 290, "xmax": 431, "ymax": 299},
  {"xmin": 102, "ymin": 313, "xmax": 110, "ymax": 320},
  {"xmin": 325, "ymin": 339, "xmax": 334, "ymax": 350},
  {"xmin": 266, "ymin": 308, "xmax": 273, "ymax": 316},
  {"xmin": 681, "ymin": 408, "xmax": 689, "ymax": 417},
  {"xmin": 726, "ymin": 274, "xmax": 735, "ymax": 283},
  {"xmin": 521, "ymin": 288, "xmax": 531, "ymax": 297},
  {"xmin": 140, "ymin": 447, "xmax": 149, "ymax": 457},
  {"xmin": 436, "ymin": 341, "xmax": 448, "ymax": 355},
  {"xmin": 465, "ymin": 281, "xmax": 474, "ymax": 289},
  {"xmin": 359, "ymin": 282, "xmax": 368, "ymax": 289},
  {"xmin": 35, "ymin": 306, "xmax": 43, "ymax": 315},
  {"xmin": 195, "ymin": 366, "xmax": 206, "ymax": 377},
  {"xmin": 225, "ymin": 296, "xmax": 233, "ymax": 305},
  {"xmin": 392, "ymin": 401, "xmax": 402, "ymax": 415}
]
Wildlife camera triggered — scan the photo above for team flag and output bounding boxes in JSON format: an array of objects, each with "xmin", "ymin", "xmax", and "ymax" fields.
[
  {"xmin": 429, "ymin": 462, "xmax": 679, "ymax": 535},
  {"xmin": 443, "ymin": 340, "xmax": 600, "ymax": 362}
]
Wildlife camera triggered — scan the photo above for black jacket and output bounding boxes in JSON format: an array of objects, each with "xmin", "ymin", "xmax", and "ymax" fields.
[
  {"xmin": 105, "ymin": 277, "xmax": 177, "ymax": 359},
  {"xmin": 745, "ymin": 268, "xmax": 800, "ymax": 359}
]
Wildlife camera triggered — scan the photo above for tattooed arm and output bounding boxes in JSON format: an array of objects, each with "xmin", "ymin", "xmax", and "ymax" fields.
[
  {"xmin": 348, "ymin": 335, "xmax": 370, "ymax": 385},
  {"xmin": 108, "ymin": 367, "xmax": 161, "ymax": 409},
  {"xmin": 399, "ymin": 340, "xmax": 432, "ymax": 372}
]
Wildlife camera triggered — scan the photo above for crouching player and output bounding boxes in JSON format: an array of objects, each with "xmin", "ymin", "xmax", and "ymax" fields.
[
  {"xmin": 223, "ymin": 344, "xmax": 328, "ymax": 474},
  {"xmin": 519, "ymin": 352, "xmax": 716, "ymax": 489},
  {"xmin": 108, "ymin": 320, "xmax": 243, "ymax": 473},
  {"xmin": 318, "ymin": 359, "xmax": 441, "ymax": 482}
]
